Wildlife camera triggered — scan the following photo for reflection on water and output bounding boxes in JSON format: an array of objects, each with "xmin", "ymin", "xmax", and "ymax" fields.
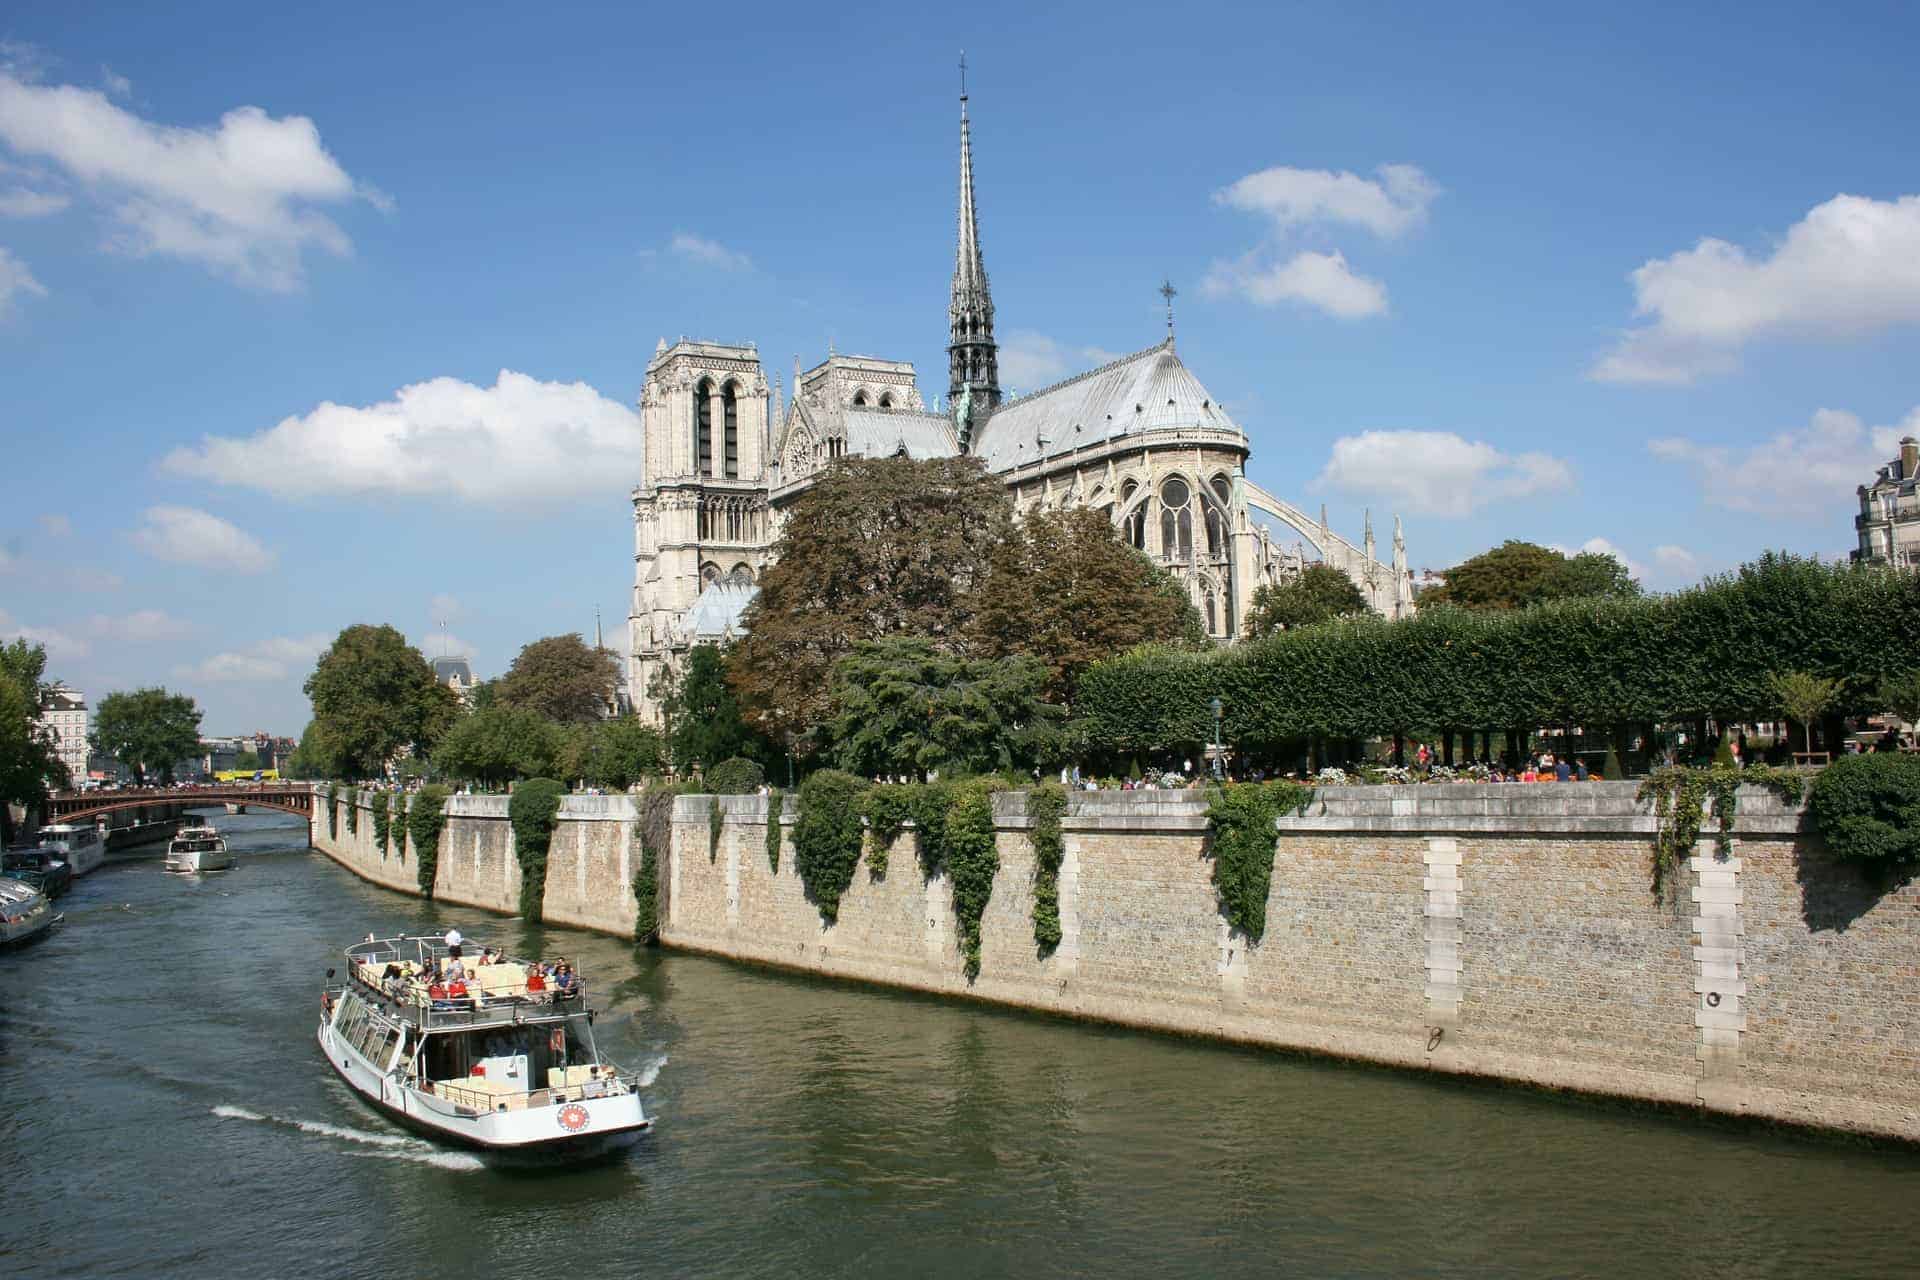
[{"xmin": 2, "ymin": 808, "xmax": 1917, "ymax": 1278}]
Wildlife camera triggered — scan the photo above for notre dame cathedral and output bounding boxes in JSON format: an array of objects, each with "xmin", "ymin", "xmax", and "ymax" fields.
[{"xmin": 626, "ymin": 87, "xmax": 1414, "ymax": 721}]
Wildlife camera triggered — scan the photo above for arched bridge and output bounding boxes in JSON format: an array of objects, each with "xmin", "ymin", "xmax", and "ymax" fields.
[{"xmin": 47, "ymin": 783, "xmax": 315, "ymax": 824}]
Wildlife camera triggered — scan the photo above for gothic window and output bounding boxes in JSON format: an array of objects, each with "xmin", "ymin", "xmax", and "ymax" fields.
[
  {"xmin": 729, "ymin": 563, "xmax": 754, "ymax": 584},
  {"xmin": 1205, "ymin": 594, "xmax": 1217, "ymax": 635},
  {"xmin": 1205, "ymin": 506, "xmax": 1224, "ymax": 557},
  {"xmin": 1161, "ymin": 477, "xmax": 1193, "ymax": 560},
  {"xmin": 694, "ymin": 378, "xmax": 714, "ymax": 477},
  {"xmin": 852, "ymin": 391, "xmax": 868, "ymax": 407},
  {"xmin": 723, "ymin": 384, "xmax": 739, "ymax": 479},
  {"xmin": 1119, "ymin": 481, "xmax": 1145, "ymax": 549},
  {"xmin": 701, "ymin": 562, "xmax": 721, "ymax": 587},
  {"xmin": 879, "ymin": 393, "xmax": 894, "ymax": 408}
]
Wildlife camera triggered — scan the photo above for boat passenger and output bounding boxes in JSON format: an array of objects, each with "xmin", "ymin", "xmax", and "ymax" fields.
[
  {"xmin": 444, "ymin": 927, "xmax": 463, "ymax": 959},
  {"xmin": 554, "ymin": 963, "xmax": 577, "ymax": 993},
  {"xmin": 525, "ymin": 966, "xmax": 546, "ymax": 994},
  {"xmin": 445, "ymin": 956, "xmax": 468, "ymax": 983}
]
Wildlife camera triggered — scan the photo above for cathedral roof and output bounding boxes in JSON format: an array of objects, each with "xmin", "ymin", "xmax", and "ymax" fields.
[
  {"xmin": 969, "ymin": 340, "xmax": 1244, "ymax": 473},
  {"xmin": 680, "ymin": 579, "xmax": 756, "ymax": 641},
  {"xmin": 844, "ymin": 408, "xmax": 959, "ymax": 461}
]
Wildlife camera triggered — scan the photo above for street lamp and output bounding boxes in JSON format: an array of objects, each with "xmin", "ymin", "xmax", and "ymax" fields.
[{"xmin": 1209, "ymin": 696, "xmax": 1225, "ymax": 780}]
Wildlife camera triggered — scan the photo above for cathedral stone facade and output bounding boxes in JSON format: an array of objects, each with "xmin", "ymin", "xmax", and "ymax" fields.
[{"xmin": 627, "ymin": 91, "xmax": 1414, "ymax": 721}]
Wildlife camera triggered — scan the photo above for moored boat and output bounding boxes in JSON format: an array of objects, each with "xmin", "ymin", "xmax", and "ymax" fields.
[
  {"xmin": 317, "ymin": 934, "xmax": 651, "ymax": 1153},
  {"xmin": 2, "ymin": 847, "xmax": 73, "ymax": 898},
  {"xmin": 36, "ymin": 823, "xmax": 106, "ymax": 876},
  {"xmin": 0, "ymin": 878, "xmax": 59, "ymax": 947},
  {"xmin": 163, "ymin": 824, "xmax": 234, "ymax": 874}
]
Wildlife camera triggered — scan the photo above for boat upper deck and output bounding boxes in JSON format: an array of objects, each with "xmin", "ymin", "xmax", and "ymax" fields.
[{"xmin": 342, "ymin": 934, "xmax": 589, "ymax": 1032}]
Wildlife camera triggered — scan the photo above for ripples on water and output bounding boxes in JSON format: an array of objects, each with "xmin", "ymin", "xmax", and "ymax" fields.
[{"xmin": 2, "ymin": 810, "xmax": 1917, "ymax": 1278}]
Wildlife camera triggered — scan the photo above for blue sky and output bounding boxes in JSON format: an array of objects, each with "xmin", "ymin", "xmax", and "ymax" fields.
[{"xmin": 2, "ymin": 1, "xmax": 1916, "ymax": 733}]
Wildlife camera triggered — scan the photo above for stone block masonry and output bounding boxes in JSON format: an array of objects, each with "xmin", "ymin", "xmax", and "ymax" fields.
[{"xmin": 308, "ymin": 782, "xmax": 1920, "ymax": 1142}]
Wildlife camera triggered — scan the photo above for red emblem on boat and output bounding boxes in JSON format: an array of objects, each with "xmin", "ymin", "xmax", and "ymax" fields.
[{"xmin": 557, "ymin": 1103, "xmax": 590, "ymax": 1132}]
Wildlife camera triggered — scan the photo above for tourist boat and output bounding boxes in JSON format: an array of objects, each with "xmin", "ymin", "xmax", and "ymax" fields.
[
  {"xmin": 3, "ymin": 847, "xmax": 73, "ymax": 898},
  {"xmin": 317, "ymin": 935, "xmax": 652, "ymax": 1153},
  {"xmin": 36, "ymin": 823, "xmax": 106, "ymax": 876},
  {"xmin": 163, "ymin": 824, "xmax": 234, "ymax": 874},
  {"xmin": 0, "ymin": 877, "xmax": 59, "ymax": 947}
]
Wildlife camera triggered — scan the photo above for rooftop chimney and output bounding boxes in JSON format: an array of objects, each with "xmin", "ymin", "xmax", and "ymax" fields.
[{"xmin": 1902, "ymin": 435, "xmax": 1918, "ymax": 480}]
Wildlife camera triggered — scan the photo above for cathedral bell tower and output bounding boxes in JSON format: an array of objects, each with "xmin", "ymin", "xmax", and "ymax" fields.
[{"xmin": 948, "ymin": 61, "xmax": 999, "ymax": 445}]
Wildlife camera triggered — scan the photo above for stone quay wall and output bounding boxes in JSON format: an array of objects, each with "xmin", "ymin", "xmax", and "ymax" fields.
[{"xmin": 309, "ymin": 782, "xmax": 1920, "ymax": 1141}]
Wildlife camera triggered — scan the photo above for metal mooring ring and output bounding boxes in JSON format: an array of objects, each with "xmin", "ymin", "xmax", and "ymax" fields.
[
  {"xmin": 1427, "ymin": 1027, "xmax": 1445, "ymax": 1052},
  {"xmin": 1706, "ymin": 991, "xmax": 1721, "ymax": 1008}
]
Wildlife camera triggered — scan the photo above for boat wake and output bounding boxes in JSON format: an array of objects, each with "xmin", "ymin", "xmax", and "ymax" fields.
[
  {"xmin": 211, "ymin": 1104, "xmax": 484, "ymax": 1171},
  {"xmin": 636, "ymin": 1054, "xmax": 668, "ymax": 1088}
]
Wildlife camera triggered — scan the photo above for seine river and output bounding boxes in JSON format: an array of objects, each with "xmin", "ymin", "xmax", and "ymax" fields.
[{"xmin": 4, "ymin": 811, "xmax": 1918, "ymax": 1278}]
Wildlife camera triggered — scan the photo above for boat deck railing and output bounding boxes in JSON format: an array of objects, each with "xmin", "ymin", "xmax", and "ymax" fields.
[
  {"xmin": 344, "ymin": 934, "xmax": 589, "ymax": 1030},
  {"xmin": 423, "ymin": 1067, "xmax": 635, "ymax": 1115}
]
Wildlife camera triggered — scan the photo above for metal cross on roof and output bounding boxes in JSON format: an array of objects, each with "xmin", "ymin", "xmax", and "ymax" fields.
[
  {"xmin": 959, "ymin": 50, "xmax": 967, "ymax": 100},
  {"xmin": 1159, "ymin": 278, "xmax": 1178, "ymax": 337}
]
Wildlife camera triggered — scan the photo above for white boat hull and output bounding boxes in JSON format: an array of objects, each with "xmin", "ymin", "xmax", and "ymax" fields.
[
  {"xmin": 164, "ymin": 849, "xmax": 235, "ymax": 873},
  {"xmin": 0, "ymin": 890, "xmax": 57, "ymax": 946},
  {"xmin": 316, "ymin": 1018, "xmax": 649, "ymax": 1152},
  {"xmin": 36, "ymin": 826, "xmax": 105, "ymax": 877}
]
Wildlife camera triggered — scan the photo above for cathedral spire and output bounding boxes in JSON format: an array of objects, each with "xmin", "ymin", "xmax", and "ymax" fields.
[{"xmin": 949, "ymin": 52, "xmax": 999, "ymax": 439}]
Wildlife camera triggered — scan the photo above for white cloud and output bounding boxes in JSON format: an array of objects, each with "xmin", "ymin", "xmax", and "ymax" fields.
[
  {"xmin": 1202, "ymin": 249, "xmax": 1387, "ymax": 318},
  {"xmin": 999, "ymin": 331, "xmax": 1128, "ymax": 391},
  {"xmin": 1649, "ymin": 406, "xmax": 1914, "ymax": 516},
  {"xmin": 87, "ymin": 609, "xmax": 192, "ymax": 641},
  {"xmin": 1591, "ymin": 193, "xmax": 1920, "ymax": 384},
  {"xmin": 1549, "ymin": 536, "xmax": 1646, "ymax": 583},
  {"xmin": 0, "ymin": 70, "xmax": 380, "ymax": 290},
  {"xmin": 0, "ymin": 608, "xmax": 88, "ymax": 660},
  {"xmin": 131, "ymin": 505, "xmax": 274, "ymax": 573},
  {"xmin": 38, "ymin": 513, "xmax": 70, "ymax": 536},
  {"xmin": 428, "ymin": 593, "xmax": 464, "ymax": 625},
  {"xmin": 162, "ymin": 369, "xmax": 644, "ymax": 504},
  {"xmin": 1214, "ymin": 163, "xmax": 1439, "ymax": 238},
  {"xmin": 1654, "ymin": 544, "xmax": 1701, "ymax": 581},
  {"xmin": 1317, "ymin": 430, "xmax": 1574, "ymax": 517},
  {"xmin": 0, "ymin": 187, "xmax": 66, "ymax": 216},
  {"xmin": 174, "ymin": 632, "xmax": 327, "ymax": 684},
  {"xmin": 662, "ymin": 231, "xmax": 750, "ymax": 271},
  {"xmin": 414, "ymin": 630, "xmax": 475, "ymax": 663},
  {"xmin": 0, "ymin": 245, "xmax": 46, "ymax": 315},
  {"xmin": 100, "ymin": 67, "xmax": 131, "ymax": 99}
]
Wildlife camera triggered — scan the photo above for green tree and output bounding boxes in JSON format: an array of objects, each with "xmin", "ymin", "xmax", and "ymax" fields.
[
  {"xmin": 1423, "ymin": 540, "xmax": 1639, "ymax": 610},
  {"xmin": 1770, "ymin": 670, "xmax": 1841, "ymax": 756},
  {"xmin": 432, "ymin": 706, "xmax": 560, "ymax": 787},
  {"xmin": 595, "ymin": 716, "xmax": 666, "ymax": 790},
  {"xmin": 969, "ymin": 506, "xmax": 1205, "ymax": 702},
  {"xmin": 495, "ymin": 633, "xmax": 620, "ymax": 723},
  {"xmin": 729, "ymin": 455, "xmax": 1012, "ymax": 742},
  {"xmin": 1244, "ymin": 563, "xmax": 1371, "ymax": 637},
  {"xmin": 1877, "ymin": 671, "xmax": 1920, "ymax": 734},
  {"xmin": 232, "ymin": 748, "xmax": 262, "ymax": 772},
  {"xmin": 0, "ymin": 670, "xmax": 68, "ymax": 845},
  {"xmin": 0, "ymin": 638, "xmax": 51, "ymax": 702},
  {"xmin": 282, "ymin": 721, "xmax": 325, "ymax": 780},
  {"xmin": 664, "ymin": 644, "xmax": 772, "ymax": 771},
  {"xmin": 826, "ymin": 635, "xmax": 1063, "ymax": 778},
  {"xmin": 303, "ymin": 624, "xmax": 458, "ymax": 777},
  {"xmin": 91, "ymin": 687, "xmax": 203, "ymax": 783}
]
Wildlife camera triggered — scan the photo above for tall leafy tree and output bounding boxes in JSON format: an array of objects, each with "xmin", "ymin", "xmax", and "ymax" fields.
[
  {"xmin": 969, "ymin": 507, "xmax": 1204, "ymax": 702},
  {"xmin": 0, "ymin": 669, "xmax": 68, "ymax": 845},
  {"xmin": 432, "ymin": 706, "xmax": 560, "ymax": 786},
  {"xmin": 304, "ymin": 624, "xmax": 458, "ymax": 778},
  {"xmin": 664, "ymin": 644, "xmax": 770, "ymax": 770},
  {"xmin": 495, "ymin": 634, "xmax": 620, "ymax": 723},
  {"xmin": 826, "ymin": 635, "xmax": 1062, "ymax": 778},
  {"xmin": 0, "ymin": 638, "xmax": 51, "ymax": 702},
  {"xmin": 1244, "ymin": 563, "xmax": 1371, "ymax": 637},
  {"xmin": 730, "ymin": 455, "xmax": 1011, "ymax": 740},
  {"xmin": 1423, "ymin": 540, "xmax": 1640, "ymax": 610},
  {"xmin": 91, "ymin": 687, "xmax": 203, "ymax": 783}
]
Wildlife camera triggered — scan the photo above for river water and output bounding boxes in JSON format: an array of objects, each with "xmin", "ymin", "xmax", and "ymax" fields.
[{"xmin": 3, "ymin": 811, "xmax": 1917, "ymax": 1278}]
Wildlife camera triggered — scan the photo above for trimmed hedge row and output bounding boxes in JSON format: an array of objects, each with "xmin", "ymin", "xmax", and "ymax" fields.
[{"xmin": 1077, "ymin": 554, "xmax": 1920, "ymax": 753}]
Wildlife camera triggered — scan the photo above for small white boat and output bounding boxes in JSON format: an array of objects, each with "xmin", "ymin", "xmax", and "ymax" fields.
[
  {"xmin": 36, "ymin": 823, "xmax": 106, "ymax": 876},
  {"xmin": 318, "ymin": 935, "xmax": 651, "ymax": 1154},
  {"xmin": 164, "ymin": 824, "xmax": 234, "ymax": 873},
  {"xmin": 0, "ymin": 878, "xmax": 58, "ymax": 946}
]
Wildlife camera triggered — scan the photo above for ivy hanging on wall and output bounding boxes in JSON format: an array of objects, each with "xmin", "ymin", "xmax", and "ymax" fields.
[
  {"xmin": 344, "ymin": 789, "xmax": 359, "ymax": 836},
  {"xmin": 370, "ymin": 790, "xmax": 392, "ymax": 855},
  {"xmin": 1637, "ymin": 765, "xmax": 1804, "ymax": 901},
  {"xmin": 633, "ymin": 821, "xmax": 660, "ymax": 943},
  {"xmin": 766, "ymin": 789, "xmax": 784, "ymax": 873},
  {"xmin": 508, "ymin": 778, "xmax": 566, "ymax": 919},
  {"xmin": 1028, "ymin": 784, "xmax": 1067, "ymax": 953},
  {"xmin": 407, "ymin": 785, "xmax": 450, "ymax": 897},
  {"xmin": 709, "ymin": 797, "xmax": 724, "ymax": 862},
  {"xmin": 792, "ymin": 770, "xmax": 868, "ymax": 923},
  {"xmin": 942, "ymin": 781, "xmax": 1002, "ymax": 980},
  {"xmin": 861, "ymin": 784, "xmax": 918, "ymax": 878},
  {"xmin": 1204, "ymin": 780, "xmax": 1313, "ymax": 941},
  {"xmin": 325, "ymin": 783, "xmax": 339, "ymax": 839}
]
